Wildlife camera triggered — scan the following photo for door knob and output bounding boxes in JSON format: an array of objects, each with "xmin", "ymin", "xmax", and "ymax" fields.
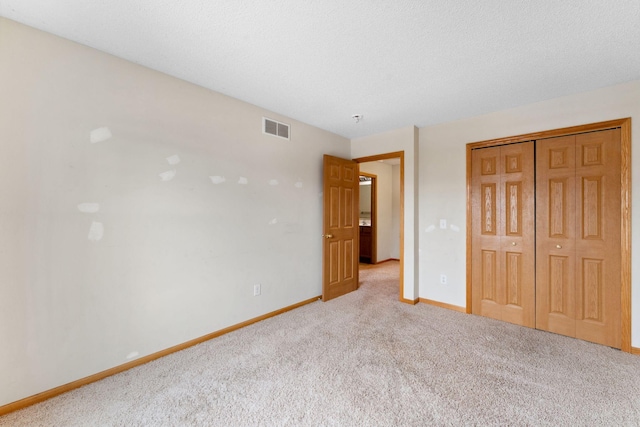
[
  {"xmin": 556, "ymin": 244, "xmax": 562, "ymax": 249},
  {"xmin": 511, "ymin": 242, "xmax": 517, "ymax": 246},
  {"xmin": 322, "ymin": 234, "xmax": 334, "ymax": 239}
]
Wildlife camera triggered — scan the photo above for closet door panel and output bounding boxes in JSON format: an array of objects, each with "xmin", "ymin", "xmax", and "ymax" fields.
[
  {"xmin": 471, "ymin": 142, "xmax": 535, "ymax": 327},
  {"xmin": 500, "ymin": 142, "xmax": 535, "ymax": 327},
  {"xmin": 472, "ymin": 147, "xmax": 503, "ymax": 320},
  {"xmin": 575, "ymin": 129, "xmax": 621, "ymax": 348},
  {"xmin": 536, "ymin": 136, "xmax": 576, "ymax": 335}
]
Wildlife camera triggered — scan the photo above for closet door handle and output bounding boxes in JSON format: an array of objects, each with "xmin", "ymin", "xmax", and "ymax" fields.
[
  {"xmin": 511, "ymin": 242, "xmax": 517, "ymax": 246},
  {"xmin": 556, "ymin": 244, "xmax": 562, "ymax": 249}
]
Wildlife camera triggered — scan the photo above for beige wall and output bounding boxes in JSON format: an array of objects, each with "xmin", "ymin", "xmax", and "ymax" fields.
[
  {"xmin": 418, "ymin": 79, "xmax": 640, "ymax": 347},
  {"xmin": 359, "ymin": 161, "xmax": 397, "ymax": 262},
  {"xmin": 0, "ymin": 18, "xmax": 350, "ymax": 406},
  {"xmin": 359, "ymin": 182, "xmax": 371, "ymax": 216}
]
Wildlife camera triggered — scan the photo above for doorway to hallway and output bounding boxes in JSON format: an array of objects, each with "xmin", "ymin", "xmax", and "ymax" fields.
[{"xmin": 356, "ymin": 154, "xmax": 402, "ymax": 297}]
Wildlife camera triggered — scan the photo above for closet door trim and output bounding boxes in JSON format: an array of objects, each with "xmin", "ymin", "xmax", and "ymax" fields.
[{"xmin": 465, "ymin": 118, "xmax": 632, "ymax": 352}]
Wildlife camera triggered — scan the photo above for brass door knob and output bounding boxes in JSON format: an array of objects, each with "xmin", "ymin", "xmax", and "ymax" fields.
[
  {"xmin": 322, "ymin": 234, "xmax": 334, "ymax": 239},
  {"xmin": 511, "ymin": 242, "xmax": 517, "ymax": 246},
  {"xmin": 556, "ymin": 244, "xmax": 562, "ymax": 249}
]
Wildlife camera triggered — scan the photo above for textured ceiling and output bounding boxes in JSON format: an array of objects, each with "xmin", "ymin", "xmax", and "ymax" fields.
[{"xmin": 1, "ymin": 1, "xmax": 639, "ymax": 139}]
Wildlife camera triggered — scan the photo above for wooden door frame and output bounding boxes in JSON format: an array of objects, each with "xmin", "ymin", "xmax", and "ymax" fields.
[
  {"xmin": 354, "ymin": 151, "xmax": 406, "ymax": 303},
  {"xmin": 465, "ymin": 118, "xmax": 632, "ymax": 353},
  {"xmin": 359, "ymin": 172, "xmax": 377, "ymax": 264}
]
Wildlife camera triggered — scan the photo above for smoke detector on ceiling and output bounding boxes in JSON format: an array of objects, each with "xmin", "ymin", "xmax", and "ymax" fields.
[{"xmin": 352, "ymin": 114, "xmax": 363, "ymax": 123}]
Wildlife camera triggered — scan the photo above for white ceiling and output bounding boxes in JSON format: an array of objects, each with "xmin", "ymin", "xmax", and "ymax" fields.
[{"xmin": 1, "ymin": 1, "xmax": 639, "ymax": 139}]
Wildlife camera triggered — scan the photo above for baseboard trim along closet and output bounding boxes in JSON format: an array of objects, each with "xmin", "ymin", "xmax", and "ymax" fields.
[
  {"xmin": 632, "ymin": 347, "xmax": 640, "ymax": 356},
  {"xmin": 0, "ymin": 295, "xmax": 322, "ymax": 416},
  {"xmin": 400, "ymin": 297, "xmax": 419, "ymax": 305},
  {"xmin": 420, "ymin": 298, "xmax": 466, "ymax": 313}
]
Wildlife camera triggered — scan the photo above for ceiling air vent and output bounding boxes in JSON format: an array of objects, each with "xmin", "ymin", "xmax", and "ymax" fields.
[{"xmin": 263, "ymin": 117, "xmax": 290, "ymax": 140}]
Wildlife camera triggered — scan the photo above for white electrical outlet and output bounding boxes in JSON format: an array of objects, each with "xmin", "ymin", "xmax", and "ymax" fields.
[
  {"xmin": 440, "ymin": 219, "xmax": 447, "ymax": 229},
  {"xmin": 440, "ymin": 274, "xmax": 447, "ymax": 285},
  {"xmin": 253, "ymin": 284, "xmax": 261, "ymax": 296}
]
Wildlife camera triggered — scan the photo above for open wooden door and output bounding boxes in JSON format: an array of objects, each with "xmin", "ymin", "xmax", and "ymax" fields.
[{"xmin": 322, "ymin": 155, "xmax": 359, "ymax": 301}]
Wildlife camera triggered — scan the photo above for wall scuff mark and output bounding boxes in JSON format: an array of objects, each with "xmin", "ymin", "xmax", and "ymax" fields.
[
  {"xmin": 166, "ymin": 155, "xmax": 180, "ymax": 165},
  {"xmin": 87, "ymin": 221, "xmax": 104, "ymax": 241},
  {"xmin": 89, "ymin": 127, "xmax": 112, "ymax": 144},
  {"xmin": 209, "ymin": 176, "xmax": 226, "ymax": 184},
  {"xmin": 77, "ymin": 203, "xmax": 100, "ymax": 213},
  {"xmin": 159, "ymin": 170, "xmax": 176, "ymax": 181}
]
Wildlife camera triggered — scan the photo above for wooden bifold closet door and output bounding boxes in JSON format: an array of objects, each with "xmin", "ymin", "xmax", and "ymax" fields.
[
  {"xmin": 471, "ymin": 142, "xmax": 536, "ymax": 328},
  {"xmin": 471, "ymin": 128, "xmax": 622, "ymax": 349},
  {"xmin": 536, "ymin": 129, "xmax": 621, "ymax": 348}
]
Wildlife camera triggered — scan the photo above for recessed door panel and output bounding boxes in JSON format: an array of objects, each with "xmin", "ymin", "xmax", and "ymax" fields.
[
  {"xmin": 548, "ymin": 255, "xmax": 570, "ymax": 315},
  {"xmin": 329, "ymin": 187, "xmax": 340, "ymax": 229},
  {"xmin": 329, "ymin": 241, "xmax": 340, "ymax": 285},
  {"xmin": 505, "ymin": 252, "xmax": 522, "ymax": 306},
  {"xmin": 343, "ymin": 187, "xmax": 354, "ymax": 228},
  {"xmin": 481, "ymin": 156, "xmax": 497, "ymax": 175},
  {"xmin": 481, "ymin": 250, "xmax": 497, "ymax": 301},
  {"xmin": 581, "ymin": 258, "xmax": 603, "ymax": 323},
  {"xmin": 581, "ymin": 176, "xmax": 602, "ymax": 240},
  {"xmin": 505, "ymin": 154, "xmax": 522, "ymax": 173},
  {"xmin": 549, "ymin": 147, "xmax": 570, "ymax": 169},
  {"xmin": 505, "ymin": 182, "xmax": 522, "ymax": 236},
  {"xmin": 545, "ymin": 253, "xmax": 575, "ymax": 338},
  {"xmin": 329, "ymin": 164, "xmax": 341, "ymax": 180},
  {"xmin": 343, "ymin": 165, "xmax": 355, "ymax": 182},
  {"xmin": 581, "ymin": 143, "xmax": 603, "ymax": 166},
  {"xmin": 482, "ymin": 184, "xmax": 497, "ymax": 235},
  {"xmin": 343, "ymin": 239, "xmax": 354, "ymax": 280},
  {"xmin": 548, "ymin": 179, "xmax": 568, "ymax": 238}
]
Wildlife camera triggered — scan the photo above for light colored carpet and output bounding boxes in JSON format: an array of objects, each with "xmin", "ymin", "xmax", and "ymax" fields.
[{"xmin": 2, "ymin": 261, "xmax": 640, "ymax": 426}]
